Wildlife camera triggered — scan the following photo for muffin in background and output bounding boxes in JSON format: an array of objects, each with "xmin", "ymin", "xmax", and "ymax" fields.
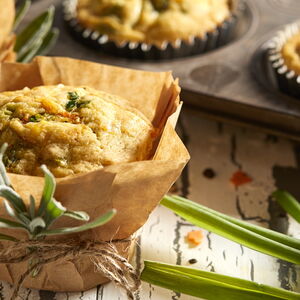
[
  {"xmin": 77, "ymin": 0, "xmax": 231, "ymax": 46},
  {"xmin": 281, "ymin": 34, "xmax": 300, "ymax": 75},
  {"xmin": 268, "ymin": 22, "xmax": 300, "ymax": 99},
  {"xmin": 65, "ymin": 0, "xmax": 241, "ymax": 59}
]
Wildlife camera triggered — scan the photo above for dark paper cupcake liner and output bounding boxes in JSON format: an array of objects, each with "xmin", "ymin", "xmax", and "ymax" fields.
[
  {"xmin": 63, "ymin": 0, "xmax": 242, "ymax": 60},
  {"xmin": 267, "ymin": 21, "xmax": 300, "ymax": 99}
]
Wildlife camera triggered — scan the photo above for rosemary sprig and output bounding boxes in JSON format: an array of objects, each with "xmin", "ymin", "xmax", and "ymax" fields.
[
  {"xmin": 13, "ymin": 0, "xmax": 31, "ymax": 31},
  {"xmin": 35, "ymin": 28, "xmax": 59, "ymax": 57},
  {"xmin": 0, "ymin": 143, "xmax": 116, "ymax": 241},
  {"xmin": 161, "ymin": 195, "xmax": 300, "ymax": 264},
  {"xmin": 14, "ymin": 1, "xmax": 59, "ymax": 63}
]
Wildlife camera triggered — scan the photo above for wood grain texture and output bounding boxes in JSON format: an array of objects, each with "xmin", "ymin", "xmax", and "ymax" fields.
[{"xmin": 1, "ymin": 107, "xmax": 300, "ymax": 299}]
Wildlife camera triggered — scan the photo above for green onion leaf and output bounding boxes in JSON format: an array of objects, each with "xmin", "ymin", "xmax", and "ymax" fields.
[
  {"xmin": 161, "ymin": 195, "xmax": 300, "ymax": 265},
  {"xmin": 169, "ymin": 195, "xmax": 300, "ymax": 250},
  {"xmin": 15, "ymin": 6, "xmax": 55, "ymax": 61},
  {"xmin": 14, "ymin": 0, "xmax": 31, "ymax": 31},
  {"xmin": 141, "ymin": 261, "xmax": 300, "ymax": 300},
  {"xmin": 37, "ymin": 209, "xmax": 116, "ymax": 237},
  {"xmin": 273, "ymin": 190, "xmax": 300, "ymax": 224}
]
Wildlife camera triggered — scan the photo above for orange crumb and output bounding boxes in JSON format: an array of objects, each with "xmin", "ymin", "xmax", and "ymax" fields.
[
  {"xmin": 187, "ymin": 230, "xmax": 204, "ymax": 246},
  {"xmin": 230, "ymin": 170, "xmax": 252, "ymax": 187}
]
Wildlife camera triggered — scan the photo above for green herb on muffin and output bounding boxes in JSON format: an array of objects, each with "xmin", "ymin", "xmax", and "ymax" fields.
[
  {"xmin": 66, "ymin": 91, "xmax": 91, "ymax": 111},
  {"xmin": 29, "ymin": 114, "xmax": 43, "ymax": 122}
]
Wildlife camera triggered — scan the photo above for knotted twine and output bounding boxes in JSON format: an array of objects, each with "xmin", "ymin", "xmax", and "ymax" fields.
[{"xmin": 0, "ymin": 239, "xmax": 141, "ymax": 300}]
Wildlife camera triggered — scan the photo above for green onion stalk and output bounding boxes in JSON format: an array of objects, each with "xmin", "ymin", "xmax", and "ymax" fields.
[{"xmin": 141, "ymin": 194, "xmax": 300, "ymax": 300}]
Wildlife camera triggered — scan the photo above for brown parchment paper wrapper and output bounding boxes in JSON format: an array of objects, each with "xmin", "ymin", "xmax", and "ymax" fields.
[
  {"xmin": 0, "ymin": 0, "xmax": 16, "ymax": 62},
  {"xmin": 0, "ymin": 56, "xmax": 190, "ymax": 292}
]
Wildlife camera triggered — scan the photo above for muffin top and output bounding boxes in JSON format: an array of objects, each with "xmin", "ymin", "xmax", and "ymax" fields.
[
  {"xmin": 281, "ymin": 33, "xmax": 300, "ymax": 75},
  {"xmin": 0, "ymin": 85, "xmax": 155, "ymax": 177},
  {"xmin": 77, "ymin": 0, "xmax": 231, "ymax": 45}
]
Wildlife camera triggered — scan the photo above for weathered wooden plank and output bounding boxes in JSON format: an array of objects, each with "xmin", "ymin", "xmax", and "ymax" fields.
[{"xmin": 180, "ymin": 110, "xmax": 300, "ymax": 293}]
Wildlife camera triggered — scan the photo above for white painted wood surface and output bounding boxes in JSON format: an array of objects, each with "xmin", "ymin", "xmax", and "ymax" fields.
[{"xmin": 1, "ymin": 109, "xmax": 300, "ymax": 300}]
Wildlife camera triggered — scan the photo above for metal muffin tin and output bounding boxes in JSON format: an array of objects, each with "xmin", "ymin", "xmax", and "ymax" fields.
[
  {"xmin": 63, "ymin": 0, "xmax": 241, "ymax": 60},
  {"xmin": 29, "ymin": 0, "xmax": 300, "ymax": 140}
]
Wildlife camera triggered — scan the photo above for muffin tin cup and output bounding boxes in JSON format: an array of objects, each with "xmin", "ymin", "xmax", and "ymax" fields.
[
  {"xmin": 267, "ymin": 21, "xmax": 300, "ymax": 99},
  {"xmin": 63, "ymin": 0, "xmax": 242, "ymax": 60}
]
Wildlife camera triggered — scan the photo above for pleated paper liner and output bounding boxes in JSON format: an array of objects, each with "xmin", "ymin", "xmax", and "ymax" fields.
[
  {"xmin": 267, "ymin": 21, "xmax": 300, "ymax": 99},
  {"xmin": 0, "ymin": 56, "xmax": 190, "ymax": 291},
  {"xmin": 63, "ymin": 0, "xmax": 242, "ymax": 60}
]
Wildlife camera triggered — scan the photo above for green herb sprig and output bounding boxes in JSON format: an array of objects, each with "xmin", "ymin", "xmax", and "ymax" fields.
[
  {"xmin": 66, "ymin": 91, "xmax": 90, "ymax": 112},
  {"xmin": 14, "ymin": 1, "xmax": 59, "ymax": 63},
  {"xmin": 29, "ymin": 114, "xmax": 43, "ymax": 122},
  {"xmin": 66, "ymin": 91, "xmax": 80, "ymax": 111},
  {"xmin": 0, "ymin": 143, "xmax": 116, "ymax": 241},
  {"xmin": 13, "ymin": 0, "xmax": 31, "ymax": 30}
]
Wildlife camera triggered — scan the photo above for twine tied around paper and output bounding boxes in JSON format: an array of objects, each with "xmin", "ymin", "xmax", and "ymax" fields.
[{"xmin": 0, "ymin": 239, "xmax": 141, "ymax": 300}]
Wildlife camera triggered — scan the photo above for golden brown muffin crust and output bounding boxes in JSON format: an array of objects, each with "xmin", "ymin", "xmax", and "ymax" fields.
[{"xmin": 0, "ymin": 85, "xmax": 155, "ymax": 177}]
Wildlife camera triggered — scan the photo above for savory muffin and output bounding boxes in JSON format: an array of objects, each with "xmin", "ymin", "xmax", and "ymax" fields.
[
  {"xmin": 267, "ymin": 22, "xmax": 300, "ymax": 98},
  {"xmin": 0, "ymin": 85, "xmax": 155, "ymax": 177},
  {"xmin": 77, "ymin": 0, "xmax": 231, "ymax": 45},
  {"xmin": 281, "ymin": 33, "xmax": 300, "ymax": 75}
]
